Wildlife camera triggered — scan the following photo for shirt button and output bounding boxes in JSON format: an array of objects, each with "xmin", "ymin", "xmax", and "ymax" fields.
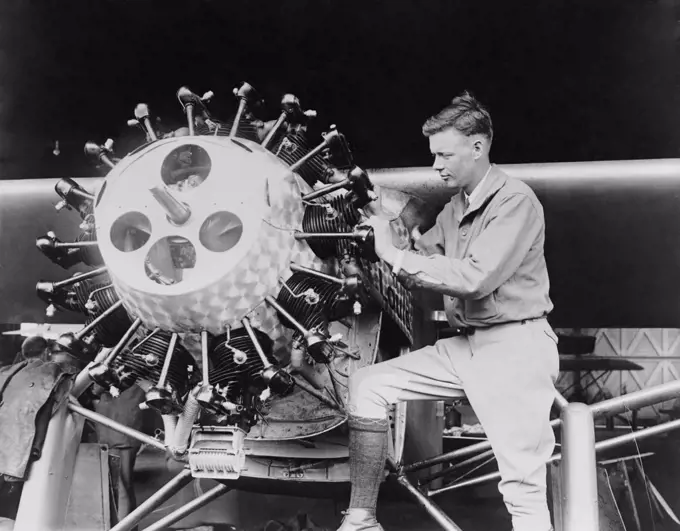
[{"xmin": 461, "ymin": 228, "xmax": 468, "ymax": 237}]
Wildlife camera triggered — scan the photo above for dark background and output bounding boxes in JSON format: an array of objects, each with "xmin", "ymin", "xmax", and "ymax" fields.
[{"xmin": 0, "ymin": 0, "xmax": 678, "ymax": 180}]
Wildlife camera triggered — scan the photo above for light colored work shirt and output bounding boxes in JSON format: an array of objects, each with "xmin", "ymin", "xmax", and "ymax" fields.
[
  {"xmin": 463, "ymin": 166, "xmax": 490, "ymax": 207},
  {"xmin": 397, "ymin": 166, "xmax": 553, "ymax": 328}
]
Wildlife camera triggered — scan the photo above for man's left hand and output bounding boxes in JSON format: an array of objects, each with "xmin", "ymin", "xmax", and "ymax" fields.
[{"xmin": 363, "ymin": 216, "xmax": 398, "ymax": 264}]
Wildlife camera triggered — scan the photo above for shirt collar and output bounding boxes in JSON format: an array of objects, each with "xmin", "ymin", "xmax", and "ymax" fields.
[
  {"xmin": 464, "ymin": 165, "xmax": 493, "ymax": 206},
  {"xmin": 456, "ymin": 165, "xmax": 507, "ymax": 221}
]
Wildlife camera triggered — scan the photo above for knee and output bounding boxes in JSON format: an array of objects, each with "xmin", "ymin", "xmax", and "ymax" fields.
[
  {"xmin": 348, "ymin": 366, "xmax": 386, "ymax": 411},
  {"xmin": 348, "ymin": 366, "xmax": 374, "ymax": 402}
]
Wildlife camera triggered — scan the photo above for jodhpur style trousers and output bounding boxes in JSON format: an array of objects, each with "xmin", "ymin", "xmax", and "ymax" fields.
[{"xmin": 348, "ymin": 318, "xmax": 560, "ymax": 531}]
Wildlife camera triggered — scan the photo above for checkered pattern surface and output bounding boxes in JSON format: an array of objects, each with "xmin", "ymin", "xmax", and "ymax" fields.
[
  {"xmin": 109, "ymin": 165, "xmax": 327, "ymax": 366},
  {"xmin": 75, "ymin": 136, "xmax": 388, "ymax": 439}
]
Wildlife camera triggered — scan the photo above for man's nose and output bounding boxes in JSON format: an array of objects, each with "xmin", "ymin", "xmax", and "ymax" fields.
[{"xmin": 432, "ymin": 156, "xmax": 443, "ymax": 170}]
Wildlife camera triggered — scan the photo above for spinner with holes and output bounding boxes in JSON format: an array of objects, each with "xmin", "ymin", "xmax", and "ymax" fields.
[{"xmin": 36, "ymin": 82, "xmax": 414, "ymax": 484}]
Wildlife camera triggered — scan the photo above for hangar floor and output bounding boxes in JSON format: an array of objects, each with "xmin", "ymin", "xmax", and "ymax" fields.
[{"xmin": 129, "ymin": 429, "xmax": 680, "ymax": 531}]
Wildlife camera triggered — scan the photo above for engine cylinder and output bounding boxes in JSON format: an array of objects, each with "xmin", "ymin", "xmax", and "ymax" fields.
[
  {"xmin": 275, "ymin": 272, "xmax": 346, "ymax": 333},
  {"xmin": 73, "ymin": 279, "xmax": 133, "ymax": 347},
  {"xmin": 76, "ymin": 230, "xmax": 104, "ymax": 266},
  {"xmin": 270, "ymin": 130, "xmax": 333, "ymax": 186},
  {"xmin": 301, "ymin": 197, "xmax": 361, "ymax": 259},
  {"xmin": 209, "ymin": 327, "xmax": 274, "ymax": 396},
  {"xmin": 113, "ymin": 329, "xmax": 197, "ymax": 398}
]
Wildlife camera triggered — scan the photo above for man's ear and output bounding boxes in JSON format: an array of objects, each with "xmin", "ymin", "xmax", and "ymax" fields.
[{"xmin": 472, "ymin": 137, "xmax": 485, "ymax": 160}]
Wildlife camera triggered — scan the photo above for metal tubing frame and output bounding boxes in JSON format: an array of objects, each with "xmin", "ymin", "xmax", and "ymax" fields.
[
  {"xmin": 385, "ymin": 380, "xmax": 680, "ymax": 531},
  {"xmin": 388, "ymin": 418, "xmax": 680, "ymax": 531},
  {"xmin": 427, "ymin": 416, "xmax": 680, "ymax": 497},
  {"xmin": 417, "ymin": 448, "xmax": 496, "ymax": 487},
  {"xmin": 386, "ymin": 458, "xmax": 464, "ymax": 531},
  {"xmin": 22, "ymin": 359, "xmax": 680, "ymax": 531},
  {"xmin": 109, "ymin": 469, "xmax": 195, "ymax": 531},
  {"xmin": 404, "ymin": 392, "xmax": 564, "ymax": 474},
  {"xmin": 140, "ymin": 483, "xmax": 231, "ymax": 531},
  {"xmin": 405, "ymin": 378, "xmax": 680, "ymax": 474},
  {"xmin": 561, "ymin": 403, "xmax": 599, "ymax": 531},
  {"xmin": 68, "ymin": 399, "xmax": 167, "ymax": 451}
]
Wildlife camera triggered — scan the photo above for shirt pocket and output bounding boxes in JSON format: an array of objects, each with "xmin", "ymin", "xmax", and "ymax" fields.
[{"xmin": 464, "ymin": 291, "xmax": 499, "ymax": 322}]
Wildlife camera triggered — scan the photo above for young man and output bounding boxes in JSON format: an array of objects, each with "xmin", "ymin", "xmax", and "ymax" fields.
[{"xmin": 339, "ymin": 92, "xmax": 559, "ymax": 531}]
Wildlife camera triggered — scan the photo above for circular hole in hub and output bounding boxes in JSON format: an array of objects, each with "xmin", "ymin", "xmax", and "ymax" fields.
[
  {"xmin": 199, "ymin": 211, "xmax": 244, "ymax": 252},
  {"xmin": 144, "ymin": 236, "xmax": 196, "ymax": 285},
  {"xmin": 110, "ymin": 212, "xmax": 152, "ymax": 252},
  {"xmin": 161, "ymin": 144, "xmax": 211, "ymax": 192}
]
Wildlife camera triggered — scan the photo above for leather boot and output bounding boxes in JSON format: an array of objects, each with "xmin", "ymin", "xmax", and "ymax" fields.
[{"xmin": 336, "ymin": 509, "xmax": 384, "ymax": 531}]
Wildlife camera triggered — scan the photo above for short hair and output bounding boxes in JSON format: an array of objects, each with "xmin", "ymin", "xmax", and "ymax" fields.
[
  {"xmin": 21, "ymin": 336, "xmax": 47, "ymax": 358},
  {"xmin": 422, "ymin": 91, "xmax": 493, "ymax": 141}
]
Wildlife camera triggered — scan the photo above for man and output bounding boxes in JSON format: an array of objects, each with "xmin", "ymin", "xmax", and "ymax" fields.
[
  {"xmin": 12, "ymin": 336, "xmax": 49, "ymax": 365},
  {"xmin": 48, "ymin": 340, "xmax": 146, "ymax": 527},
  {"xmin": 339, "ymin": 92, "xmax": 559, "ymax": 531},
  {"xmin": 91, "ymin": 385, "xmax": 146, "ymax": 527}
]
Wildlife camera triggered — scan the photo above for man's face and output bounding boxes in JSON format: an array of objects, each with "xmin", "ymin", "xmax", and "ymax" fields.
[{"xmin": 428, "ymin": 128, "xmax": 477, "ymax": 190}]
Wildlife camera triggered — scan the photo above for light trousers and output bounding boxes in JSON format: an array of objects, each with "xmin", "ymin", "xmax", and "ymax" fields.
[{"xmin": 348, "ymin": 318, "xmax": 559, "ymax": 531}]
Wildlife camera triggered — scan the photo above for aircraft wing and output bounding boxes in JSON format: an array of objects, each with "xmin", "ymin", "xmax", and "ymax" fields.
[
  {"xmin": 369, "ymin": 159, "xmax": 680, "ymax": 329},
  {"xmin": 2, "ymin": 159, "xmax": 680, "ymax": 329},
  {"xmin": 0, "ymin": 178, "xmax": 103, "ymax": 325}
]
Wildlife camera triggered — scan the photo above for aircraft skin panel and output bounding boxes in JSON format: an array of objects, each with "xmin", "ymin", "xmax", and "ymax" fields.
[{"xmin": 3, "ymin": 159, "xmax": 680, "ymax": 328}]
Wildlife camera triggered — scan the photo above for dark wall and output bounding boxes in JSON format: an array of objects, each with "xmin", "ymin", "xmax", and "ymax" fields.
[{"xmin": 0, "ymin": 0, "xmax": 678, "ymax": 181}]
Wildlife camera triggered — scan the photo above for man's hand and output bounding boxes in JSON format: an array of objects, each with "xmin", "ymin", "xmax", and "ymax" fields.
[{"xmin": 363, "ymin": 215, "xmax": 398, "ymax": 265}]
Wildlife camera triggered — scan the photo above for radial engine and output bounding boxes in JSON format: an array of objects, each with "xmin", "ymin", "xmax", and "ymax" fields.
[{"xmin": 35, "ymin": 82, "xmax": 413, "ymax": 482}]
